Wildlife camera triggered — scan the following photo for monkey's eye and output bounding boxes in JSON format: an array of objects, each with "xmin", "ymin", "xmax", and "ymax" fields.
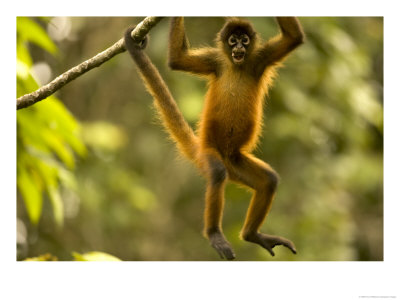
[
  {"xmin": 228, "ymin": 35, "xmax": 237, "ymax": 46},
  {"xmin": 242, "ymin": 34, "xmax": 250, "ymax": 45}
]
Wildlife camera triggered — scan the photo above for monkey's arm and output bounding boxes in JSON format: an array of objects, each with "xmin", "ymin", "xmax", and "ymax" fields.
[
  {"xmin": 254, "ymin": 17, "xmax": 304, "ymax": 77},
  {"xmin": 168, "ymin": 17, "xmax": 219, "ymax": 76}
]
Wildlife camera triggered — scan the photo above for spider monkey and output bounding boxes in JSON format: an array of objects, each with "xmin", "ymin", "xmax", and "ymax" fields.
[{"xmin": 124, "ymin": 17, "xmax": 304, "ymax": 260}]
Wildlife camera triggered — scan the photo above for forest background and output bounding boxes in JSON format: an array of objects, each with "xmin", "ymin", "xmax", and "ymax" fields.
[{"xmin": 16, "ymin": 16, "xmax": 383, "ymax": 262}]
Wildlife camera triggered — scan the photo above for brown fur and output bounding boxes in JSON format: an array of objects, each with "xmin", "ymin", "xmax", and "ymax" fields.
[{"xmin": 125, "ymin": 17, "xmax": 304, "ymax": 260}]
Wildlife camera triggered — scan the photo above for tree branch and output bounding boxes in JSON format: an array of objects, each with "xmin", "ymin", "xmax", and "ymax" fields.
[{"xmin": 17, "ymin": 16, "xmax": 164, "ymax": 110}]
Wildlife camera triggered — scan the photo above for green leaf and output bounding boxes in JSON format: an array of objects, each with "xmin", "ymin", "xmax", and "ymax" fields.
[
  {"xmin": 17, "ymin": 108, "xmax": 51, "ymax": 154},
  {"xmin": 42, "ymin": 128, "xmax": 75, "ymax": 169},
  {"xmin": 17, "ymin": 73, "xmax": 39, "ymax": 98},
  {"xmin": 17, "ymin": 165, "xmax": 43, "ymax": 225},
  {"xmin": 17, "ymin": 60, "xmax": 30, "ymax": 80},
  {"xmin": 17, "ymin": 17, "xmax": 58, "ymax": 55},
  {"xmin": 24, "ymin": 253, "xmax": 58, "ymax": 261},
  {"xmin": 17, "ymin": 17, "xmax": 85, "ymax": 227},
  {"xmin": 16, "ymin": 39, "xmax": 32, "ymax": 67},
  {"xmin": 72, "ymin": 251, "xmax": 122, "ymax": 261},
  {"xmin": 47, "ymin": 186, "xmax": 64, "ymax": 227},
  {"xmin": 39, "ymin": 97, "xmax": 87, "ymax": 157}
]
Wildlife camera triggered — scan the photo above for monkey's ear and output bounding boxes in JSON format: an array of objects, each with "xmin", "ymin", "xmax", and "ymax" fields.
[{"xmin": 124, "ymin": 26, "xmax": 149, "ymax": 50}]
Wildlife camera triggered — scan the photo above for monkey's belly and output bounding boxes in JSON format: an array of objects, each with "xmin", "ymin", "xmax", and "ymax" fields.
[
  {"xmin": 203, "ymin": 118, "xmax": 258, "ymax": 156},
  {"xmin": 200, "ymin": 85, "xmax": 264, "ymax": 156}
]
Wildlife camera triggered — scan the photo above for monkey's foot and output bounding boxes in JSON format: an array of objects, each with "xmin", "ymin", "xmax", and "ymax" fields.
[
  {"xmin": 243, "ymin": 232, "xmax": 297, "ymax": 256},
  {"xmin": 208, "ymin": 231, "xmax": 236, "ymax": 260}
]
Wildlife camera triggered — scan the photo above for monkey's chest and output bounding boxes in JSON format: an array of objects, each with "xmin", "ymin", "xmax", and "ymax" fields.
[{"xmin": 201, "ymin": 76, "xmax": 264, "ymax": 154}]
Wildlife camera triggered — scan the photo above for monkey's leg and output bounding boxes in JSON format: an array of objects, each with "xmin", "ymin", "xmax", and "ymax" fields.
[
  {"xmin": 200, "ymin": 151, "xmax": 235, "ymax": 260},
  {"xmin": 226, "ymin": 153, "xmax": 297, "ymax": 256}
]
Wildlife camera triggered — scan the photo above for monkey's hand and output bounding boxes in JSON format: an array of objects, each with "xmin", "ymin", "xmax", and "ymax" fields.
[
  {"xmin": 124, "ymin": 26, "xmax": 149, "ymax": 51},
  {"xmin": 244, "ymin": 232, "xmax": 297, "ymax": 257},
  {"xmin": 208, "ymin": 231, "xmax": 236, "ymax": 260}
]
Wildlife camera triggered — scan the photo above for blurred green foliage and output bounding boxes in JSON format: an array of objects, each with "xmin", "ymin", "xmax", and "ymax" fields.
[
  {"xmin": 23, "ymin": 251, "xmax": 120, "ymax": 261},
  {"xmin": 17, "ymin": 17, "xmax": 383, "ymax": 261},
  {"xmin": 17, "ymin": 17, "xmax": 86, "ymax": 228},
  {"xmin": 71, "ymin": 251, "xmax": 121, "ymax": 261}
]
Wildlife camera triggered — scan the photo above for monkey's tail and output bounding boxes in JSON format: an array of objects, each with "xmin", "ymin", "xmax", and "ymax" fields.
[
  {"xmin": 154, "ymin": 97, "xmax": 200, "ymax": 162},
  {"xmin": 124, "ymin": 28, "xmax": 199, "ymax": 162}
]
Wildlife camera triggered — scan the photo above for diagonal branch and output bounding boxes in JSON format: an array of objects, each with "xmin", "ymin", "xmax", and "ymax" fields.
[{"xmin": 17, "ymin": 16, "xmax": 164, "ymax": 110}]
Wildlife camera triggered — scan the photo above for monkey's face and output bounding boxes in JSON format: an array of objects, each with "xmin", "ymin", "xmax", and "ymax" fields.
[{"xmin": 227, "ymin": 33, "xmax": 250, "ymax": 65}]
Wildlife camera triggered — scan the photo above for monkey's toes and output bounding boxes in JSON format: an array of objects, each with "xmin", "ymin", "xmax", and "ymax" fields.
[
  {"xmin": 208, "ymin": 232, "xmax": 236, "ymax": 260},
  {"xmin": 124, "ymin": 26, "xmax": 149, "ymax": 50},
  {"xmin": 245, "ymin": 232, "xmax": 297, "ymax": 256},
  {"xmin": 261, "ymin": 234, "xmax": 297, "ymax": 255},
  {"xmin": 213, "ymin": 243, "xmax": 236, "ymax": 260}
]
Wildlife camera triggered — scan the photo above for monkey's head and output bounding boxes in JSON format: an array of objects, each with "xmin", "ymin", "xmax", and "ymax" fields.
[{"xmin": 218, "ymin": 18, "xmax": 257, "ymax": 65}]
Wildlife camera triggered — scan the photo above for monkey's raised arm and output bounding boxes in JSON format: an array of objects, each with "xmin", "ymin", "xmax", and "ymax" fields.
[
  {"xmin": 168, "ymin": 17, "xmax": 219, "ymax": 76},
  {"xmin": 254, "ymin": 17, "xmax": 304, "ymax": 77}
]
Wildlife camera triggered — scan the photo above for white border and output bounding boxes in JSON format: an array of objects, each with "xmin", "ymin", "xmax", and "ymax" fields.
[{"xmin": 3, "ymin": 1, "xmax": 399, "ymax": 299}]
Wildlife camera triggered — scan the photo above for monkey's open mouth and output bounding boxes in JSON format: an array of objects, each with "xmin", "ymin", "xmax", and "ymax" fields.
[{"xmin": 232, "ymin": 53, "xmax": 245, "ymax": 64}]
